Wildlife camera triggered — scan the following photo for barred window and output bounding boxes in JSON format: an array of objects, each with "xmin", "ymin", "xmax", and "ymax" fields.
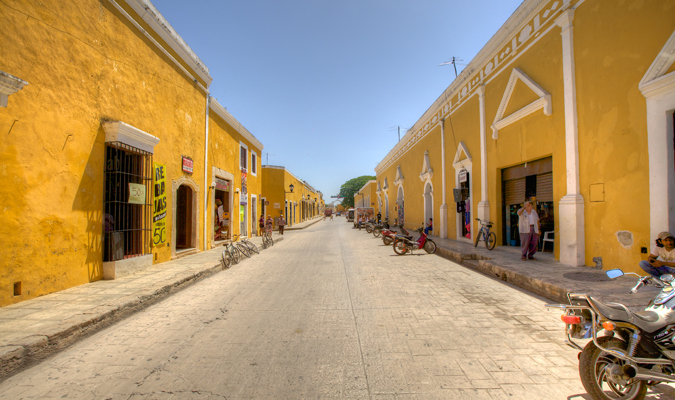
[{"xmin": 103, "ymin": 142, "xmax": 152, "ymax": 262}]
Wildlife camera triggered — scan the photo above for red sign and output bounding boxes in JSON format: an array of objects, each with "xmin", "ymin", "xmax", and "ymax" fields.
[{"xmin": 182, "ymin": 156, "xmax": 193, "ymax": 174}]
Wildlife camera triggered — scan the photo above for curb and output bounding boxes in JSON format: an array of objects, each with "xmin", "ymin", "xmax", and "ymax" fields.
[
  {"xmin": 0, "ymin": 236, "xmax": 283, "ymax": 381},
  {"xmin": 434, "ymin": 246, "xmax": 568, "ymax": 303},
  {"xmin": 284, "ymin": 218, "xmax": 323, "ymax": 231}
]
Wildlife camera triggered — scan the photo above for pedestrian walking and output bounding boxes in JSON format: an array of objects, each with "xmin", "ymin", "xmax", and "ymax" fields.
[
  {"xmin": 278, "ymin": 214, "xmax": 286, "ymax": 235},
  {"xmin": 258, "ymin": 215, "xmax": 265, "ymax": 237},
  {"xmin": 517, "ymin": 201, "xmax": 540, "ymax": 261}
]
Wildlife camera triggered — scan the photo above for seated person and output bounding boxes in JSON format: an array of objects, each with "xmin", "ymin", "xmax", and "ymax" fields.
[
  {"xmin": 639, "ymin": 231, "xmax": 675, "ymax": 278},
  {"xmin": 424, "ymin": 218, "xmax": 432, "ymax": 235}
]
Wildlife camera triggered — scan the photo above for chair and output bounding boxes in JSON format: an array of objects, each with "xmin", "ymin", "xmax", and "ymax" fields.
[{"xmin": 541, "ymin": 231, "xmax": 554, "ymax": 252}]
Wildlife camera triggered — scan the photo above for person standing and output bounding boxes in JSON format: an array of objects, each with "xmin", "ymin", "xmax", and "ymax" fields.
[
  {"xmin": 517, "ymin": 201, "xmax": 540, "ymax": 261},
  {"xmin": 258, "ymin": 214, "xmax": 265, "ymax": 237},
  {"xmin": 278, "ymin": 214, "xmax": 286, "ymax": 235},
  {"xmin": 639, "ymin": 232, "xmax": 675, "ymax": 277}
]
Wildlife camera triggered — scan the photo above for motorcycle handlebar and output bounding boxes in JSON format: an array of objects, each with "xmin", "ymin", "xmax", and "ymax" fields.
[{"xmin": 630, "ymin": 278, "xmax": 648, "ymax": 294}]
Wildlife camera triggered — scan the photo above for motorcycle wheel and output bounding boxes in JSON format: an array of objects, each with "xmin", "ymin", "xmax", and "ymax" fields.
[
  {"xmin": 373, "ymin": 228, "xmax": 382, "ymax": 237},
  {"xmin": 366, "ymin": 225, "xmax": 372, "ymax": 233},
  {"xmin": 424, "ymin": 239, "xmax": 436, "ymax": 254},
  {"xmin": 485, "ymin": 232, "xmax": 496, "ymax": 250},
  {"xmin": 579, "ymin": 337, "xmax": 647, "ymax": 400},
  {"xmin": 383, "ymin": 236, "xmax": 393, "ymax": 246},
  {"xmin": 393, "ymin": 239, "xmax": 408, "ymax": 255}
]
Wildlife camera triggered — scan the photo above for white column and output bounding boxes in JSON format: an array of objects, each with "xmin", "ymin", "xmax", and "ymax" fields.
[
  {"xmin": 440, "ymin": 119, "xmax": 448, "ymax": 238},
  {"xmin": 556, "ymin": 9, "xmax": 585, "ymax": 267},
  {"xmin": 476, "ymin": 85, "xmax": 490, "ymax": 223}
]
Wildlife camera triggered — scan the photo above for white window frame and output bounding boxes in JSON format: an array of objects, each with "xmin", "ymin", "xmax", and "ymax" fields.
[{"xmin": 251, "ymin": 150, "xmax": 258, "ymax": 176}]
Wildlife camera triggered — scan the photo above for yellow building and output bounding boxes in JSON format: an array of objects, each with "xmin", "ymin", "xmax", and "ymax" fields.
[
  {"xmin": 261, "ymin": 166, "xmax": 321, "ymax": 227},
  {"xmin": 355, "ymin": 180, "xmax": 378, "ymax": 209},
  {"xmin": 0, "ymin": 0, "xmax": 263, "ymax": 306},
  {"xmin": 375, "ymin": 0, "xmax": 675, "ymax": 272}
]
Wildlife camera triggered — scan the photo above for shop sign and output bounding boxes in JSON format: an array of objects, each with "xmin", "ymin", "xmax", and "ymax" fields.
[
  {"xmin": 274, "ymin": 203, "xmax": 280, "ymax": 209},
  {"xmin": 265, "ymin": 200, "xmax": 270, "ymax": 206},
  {"xmin": 128, "ymin": 183, "xmax": 146, "ymax": 204},
  {"xmin": 152, "ymin": 162, "xmax": 167, "ymax": 246},
  {"xmin": 215, "ymin": 178, "xmax": 230, "ymax": 191},
  {"xmin": 182, "ymin": 156, "xmax": 193, "ymax": 174},
  {"xmin": 459, "ymin": 169, "xmax": 468, "ymax": 183}
]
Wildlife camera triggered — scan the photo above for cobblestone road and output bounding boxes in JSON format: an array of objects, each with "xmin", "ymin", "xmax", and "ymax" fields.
[{"xmin": 2, "ymin": 219, "xmax": 673, "ymax": 399}]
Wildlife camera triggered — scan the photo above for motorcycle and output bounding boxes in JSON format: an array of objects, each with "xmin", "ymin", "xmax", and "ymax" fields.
[
  {"xmin": 393, "ymin": 227, "xmax": 436, "ymax": 255},
  {"xmin": 382, "ymin": 224, "xmax": 411, "ymax": 246},
  {"xmin": 372, "ymin": 219, "xmax": 390, "ymax": 238},
  {"xmin": 546, "ymin": 269, "xmax": 675, "ymax": 400}
]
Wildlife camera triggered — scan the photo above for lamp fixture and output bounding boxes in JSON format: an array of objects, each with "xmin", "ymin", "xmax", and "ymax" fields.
[{"xmin": 289, "ymin": 184, "xmax": 294, "ymax": 193}]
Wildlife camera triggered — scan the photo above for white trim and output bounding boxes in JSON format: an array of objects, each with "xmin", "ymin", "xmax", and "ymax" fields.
[
  {"xmin": 419, "ymin": 151, "xmax": 434, "ymax": 182},
  {"xmin": 440, "ymin": 119, "xmax": 448, "ymax": 239},
  {"xmin": 641, "ymin": 28, "xmax": 675, "ymax": 241},
  {"xmin": 210, "ymin": 98, "xmax": 264, "ymax": 151},
  {"xmin": 0, "ymin": 71, "xmax": 28, "ymax": 108},
  {"xmin": 452, "ymin": 142, "xmax": 472, "ymax": 168},
  {"xmin": 491, "ymin": 68, "xmax": 552, "ymax": 139},
  {"xmin": 102, "ymin": 121, "xmax": 160, "ymax": 154},
  {"xmin": 121, "ymin": 0, "xmax": 212, "ymax": 87},
  {"xmin": 171, "ymin": 176, "xmax": 201, "ymax": 259},
  {"xmin": 477, "ymin": 86, "xmax": 490, "ymax": 223},
  {"xmin": 251, "ymin": 150, "xmax": 258, "ymax": 176},
  {"xmin": 394, "ymin": 165, "xmax": 405, "ymax": 186},
  {"xmin": 423, "ymin": 180, "xmax": 434, "ymax": 236}
]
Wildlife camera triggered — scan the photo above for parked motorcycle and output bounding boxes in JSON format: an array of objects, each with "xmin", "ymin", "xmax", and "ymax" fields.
[
  {"xmin": 372, "ymin": 220, "xmax": 390, "ymax": 238},
  {"xmin": 393, "ymin": 227, "xmax": 436, "ymax": 255},
  {"xmin": 382, "ymin": 224, "xmax": 410, "ymax": 246},
  {"xmin": 546, "ymin": 269, "xmax": 675, "ymax": 400}
]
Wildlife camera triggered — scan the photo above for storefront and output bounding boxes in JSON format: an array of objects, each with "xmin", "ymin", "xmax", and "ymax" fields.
[
  {"xmin": 214, "ymin": 178, "xmax": 231, "ymax": 241},
  {"xmin": 502, "ymin": 157, "xmax": 554, "ymax": 248}
]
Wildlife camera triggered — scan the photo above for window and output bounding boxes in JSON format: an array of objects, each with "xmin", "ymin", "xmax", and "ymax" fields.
[
  {"xmin": 251, "ymin": 151, "xmax": 257, "ymax": 176},
  {"xmin": 103, "ymin": 142, "xmax": 153, "ymax": 262},
  {"xmin": 240, "ymin": 143, "xmax": 248, "ymax": 172}
]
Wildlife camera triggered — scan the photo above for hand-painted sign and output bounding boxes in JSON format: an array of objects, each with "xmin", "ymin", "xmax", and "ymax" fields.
[
  {"xmin": 128, "ymin": 183, "xmax": 146, "ymax": 204},
  {"xmin": 153, "ymin": 162, "xmax": 167, "ymax": 246}
]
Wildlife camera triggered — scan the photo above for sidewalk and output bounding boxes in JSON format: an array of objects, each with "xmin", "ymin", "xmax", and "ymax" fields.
[
  {"xmin": 426, "ymin": 233, "xmax": 660, "ymax": 310},
  {"xmin": 0, "ymin": 231, "xmax": 288, "ymax": 380}
]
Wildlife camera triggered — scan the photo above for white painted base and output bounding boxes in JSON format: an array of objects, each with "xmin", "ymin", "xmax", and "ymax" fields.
[
  {"xmin": 558, "ymin": 194, "xmax": 585, "ymax": 267},
  {"xmin": 477, "ymin": 201, "xmax": 490, "ymax": 224},
  {"xmin": 102, "ymin": 254, "xmax": 153, "ymax": 280},
  {"xmin": 440, "ymin": 204, "xmax": 447, "ymax": 239}
]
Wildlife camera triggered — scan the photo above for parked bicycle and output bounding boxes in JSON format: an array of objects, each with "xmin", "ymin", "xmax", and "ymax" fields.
[
  {"xmin": 262, "ymin": 226, "xmax": 274, "ymax": 249},
  {"xmin": 238, "ymin": 235, "xmax": 259, "ymax": 255},
  {"xmin": 474, "ymin": 218, "xmax": 496, "ymax": 250},
  {"xmin": 221, "ymin": 236, "xmax": 241, "ymax": 268}
]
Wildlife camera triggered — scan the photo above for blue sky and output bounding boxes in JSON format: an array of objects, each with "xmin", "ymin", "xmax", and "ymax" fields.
[{"xmin": 150, "ymin": 0, "xmax": 524, "ymax": 204}]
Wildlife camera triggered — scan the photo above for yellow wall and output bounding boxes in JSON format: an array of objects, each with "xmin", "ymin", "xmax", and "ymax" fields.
[
  {"xmin": 261, "ymin": 166, "xmax": 319, "ymax": 226},
  {"xmin": 0, "ymin": 0, "xmax": 210, "ymax": 305}
]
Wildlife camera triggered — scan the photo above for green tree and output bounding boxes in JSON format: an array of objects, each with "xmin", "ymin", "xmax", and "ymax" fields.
[{"xmin": 338, "ymin": 175, "xmax": 375, "ymax": 208}]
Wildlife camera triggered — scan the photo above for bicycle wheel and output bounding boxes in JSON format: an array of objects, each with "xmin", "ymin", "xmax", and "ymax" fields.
[
  {"xmin": 229, "ymin": 246, "xmax": 240, "ymax": 264},
  {"xmin": 269, "ymin": 235, "xmax": 274, "ymax": 246},
  {"xmin": 237, "ymin": 243, "xmax": 250, "ymax": 258},
  {"xmin": 485, "ymin": 232, "xmax": 497, "ymax": 250},
  {"xmin": 424, "ymin": 239, "xmax": 437, "ymax": 254},
  {"xmin": 246, "ymin": 241, "xmax": 259, "ymax": 254},
  {"xmin": 474, "ymin": 230, "xmax": 482, "ymax": 247},
  {"xmin": 221, "ymin": 249, "xmax": 232, "ymax": 268},
  {"xmin": 393, "ymin": 238, "xmax": 408, "ymax": 255}
]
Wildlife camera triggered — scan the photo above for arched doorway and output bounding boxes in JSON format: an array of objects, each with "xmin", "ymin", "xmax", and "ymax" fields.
[
  {"xmin": 385, "ymin": 192, "xmax": 389, "ymax": 220},
  {"xmin": 176, "ymin": 184, "xmax": 193, "ymax": 250},
  {"xmin": 423, "ymin": 181, "xmax": 433, "ymax": 234},
  {"xmin": 397, "ymin": 185, "xmax": 404, "ymax": 225}
]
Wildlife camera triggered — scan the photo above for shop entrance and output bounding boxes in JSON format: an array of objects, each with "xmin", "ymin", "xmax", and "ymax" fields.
[
  {"xmin": 423, "ymin": 182, "xmax": 433, "ymax": 231},
  {"xmin": 397, "ymin": 186, "xmax": 405, "ymax": 225},
  {"xmin": 502, "ymin": 157, "xmax": 554, "ymax": 249},
  {"xmin": 458, "ymin": 170, "xmax": 471, "ymax": 239},
  {"xmin": 176, "ymin": 184, "xmax": 194, "ymax": 249},
  {"xmin": 251, "ymin": 196, "xmax": 257, "ymax": 236},
  {"xmin": 214, "ymin": 178, "xmax": 230, "ymax": 241}
]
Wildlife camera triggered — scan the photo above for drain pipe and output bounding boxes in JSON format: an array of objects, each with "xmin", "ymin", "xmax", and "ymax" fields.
[{"xmin": 203, "ymin": 95, "xmax": 210, "ymax": 251}]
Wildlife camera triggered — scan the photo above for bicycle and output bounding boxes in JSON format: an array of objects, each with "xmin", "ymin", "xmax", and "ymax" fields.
[
  {"xmin": 262, "ymin": 226, "xmax": 274, "ymax": 249},
  {"xmin": 221, "ymin": 237, "xmax": 241, "ymax": 268},
  {"xmin": 239, "ymin": 235, "xmax": 259, "ymax": 255},
  {"xmin": 232, "ymin": 234, "xmax": 251, "ymax": 259},
  {"xmin": 474, "ymin": 218, "xmax": 496, "ymax": 250}
]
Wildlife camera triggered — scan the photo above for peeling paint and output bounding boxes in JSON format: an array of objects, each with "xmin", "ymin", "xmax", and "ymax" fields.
[{"xmin": 616, "ymin": 230, "xmax": 634, "ymax": 249}]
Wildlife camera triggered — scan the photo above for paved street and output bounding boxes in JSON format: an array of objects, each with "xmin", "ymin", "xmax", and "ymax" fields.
[{"xmin": 2, "ymin": 219, "xmax": 673, "ymax": 399}]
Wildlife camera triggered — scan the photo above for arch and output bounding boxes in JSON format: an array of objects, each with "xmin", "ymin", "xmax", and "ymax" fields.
[
  {"xmin": 423, "ymin": 180, "xmax": 434, "ymax": 235},
  {"xmin": 172, "ymin": 175, "xmax": 200, "ymax": 258},
  {"xmin": 385, "ymin": 192, "xmax": 390, "ymax": 220},
  {"xmin": 397, "ymin": 185, "xmax": 405, "ymax": 225},
  {"xmin": 452, "ymin": 142, "xmax": 473, "ymax": 242}
]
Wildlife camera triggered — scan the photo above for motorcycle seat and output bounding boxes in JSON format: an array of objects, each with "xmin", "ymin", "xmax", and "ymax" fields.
[
  {"xmin": 394, "ymin": 234, "xmax": 413, "ymax": 240},
  {"xmin": 589, "ymin": 297, "xmax": 664, "ymax": 333}
]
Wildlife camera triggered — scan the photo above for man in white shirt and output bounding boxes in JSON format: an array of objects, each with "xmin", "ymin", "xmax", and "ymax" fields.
[
  {"xmin": 517, "ymin": 201, "xmax": 540, "ymax": 261},
  {"xmin": 639, "ymin": 231, "xmax": 675, "ymax": 278}
]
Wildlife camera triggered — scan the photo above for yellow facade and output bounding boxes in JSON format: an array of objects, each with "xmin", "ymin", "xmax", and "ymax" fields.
[
  {"xmin": 261, "ymin": 166, "xmax": 321, "ymax": 227},
  {"xmin": 0, "ymin": 0, "xmax": 264, "ymax": 306},
  {"xmin": 375, "ymin": 0, "xmax": 675, "ymax": 272}
]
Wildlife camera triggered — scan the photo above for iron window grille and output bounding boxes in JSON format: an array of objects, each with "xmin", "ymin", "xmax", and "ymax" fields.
[{"xmin": 103, "ymin": 142, "xmax": 153, "ymax": 262}]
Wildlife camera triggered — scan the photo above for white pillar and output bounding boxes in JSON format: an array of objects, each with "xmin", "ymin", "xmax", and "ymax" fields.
[
  {"xmin": 476, "ymin": 85, "xmax": 490, "ymax": 223},
  {"xmin": 556, "ymin": 8, "xmax": 585, "ymax": 267},
  {"xmin": 440, "ymin": 119, "xmax": 448, "ymax": 238}
]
